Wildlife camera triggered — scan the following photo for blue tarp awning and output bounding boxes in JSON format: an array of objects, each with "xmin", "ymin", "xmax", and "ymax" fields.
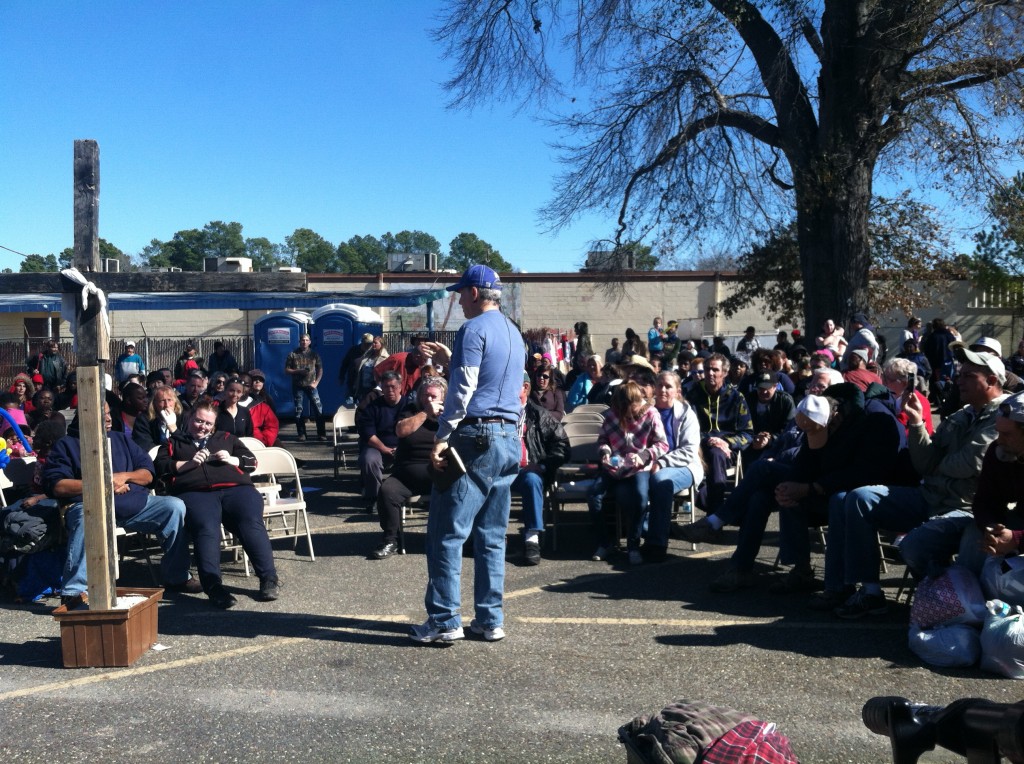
[{"xmin": 0, "ymin": 289, "xmax": 450, "ymax": 313}]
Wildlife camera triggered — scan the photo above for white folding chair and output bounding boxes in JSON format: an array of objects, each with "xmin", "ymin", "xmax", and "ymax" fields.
[
  {"xmin": 248, "ymin": 447, "xmax": 314, "ymax": 571},
  {"xmin": 547, "ymin": 439, "xmax": 602, "ymax": 551},
  {"xmin": 563, "ymin": 411, "xmax": 606, "ymax": 425},
  {"xmin": 564, "ymin": 422, "xmax": 603, "ymax": 447},
  {"xmin": 239, "ymin": 436, "xmax": 267, "ymax": 451},
  {"xmin": 332, "ymin": 408, "xmax": 359, "ymax": 477},
  {"xmin": 571, "ymin": 403, "xmax": 610, "ymax": 415}
]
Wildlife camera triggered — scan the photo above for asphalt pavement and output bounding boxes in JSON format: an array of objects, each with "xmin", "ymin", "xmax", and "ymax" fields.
[{"xmin": 1, "ymin": 438, "xmax": 1019, "ymax": 763}]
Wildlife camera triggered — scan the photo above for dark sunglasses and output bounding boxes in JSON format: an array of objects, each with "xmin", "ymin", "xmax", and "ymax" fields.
[{"xmin": 538, "ymin": 374, "xmax": 551, "ymax": 380}]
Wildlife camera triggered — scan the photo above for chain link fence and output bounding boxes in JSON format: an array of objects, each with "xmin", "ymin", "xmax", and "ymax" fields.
[{"xmin": 1, "ymin": 331, "xmax": 460, "ymax": 388}]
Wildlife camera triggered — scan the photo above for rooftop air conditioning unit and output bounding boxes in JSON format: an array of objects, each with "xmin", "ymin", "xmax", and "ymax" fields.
[{"xmin": 388, "ymin": 252, "xmax": 438, "ymax": 272}]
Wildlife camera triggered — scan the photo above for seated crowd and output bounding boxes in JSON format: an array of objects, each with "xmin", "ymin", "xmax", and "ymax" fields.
[
  {"xmin": 2, "ymin": 341, "xmax": 282, "ymax": 610},
  {"xmin": 6, "ymin": 308, "xmax": 1024, "ymax": 659}
]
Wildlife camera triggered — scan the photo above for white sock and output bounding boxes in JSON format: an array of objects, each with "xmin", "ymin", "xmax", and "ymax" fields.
[
  {"xmin": 706, "ymin": 515, "xmax": 724, "ymax": 531},
  {"xmin": 524, "ymin": 531, "xmax": 540, "ymax": 545}
]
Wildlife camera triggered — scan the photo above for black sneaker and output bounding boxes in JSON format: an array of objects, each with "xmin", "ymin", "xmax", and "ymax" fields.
[
  {"xmin": 296, "ymin": 434, "xmax": 306, "ymax": 442},
  {"xmin": 373, "ymin": 542, "xmax": 399, "ymax": 560},
  {"xmin": 256, "ymin": 577, "xmax": 280, "ymax": 602},
  {"xmin": 807, "ymin": 589, "xmax": 852, "ymax": 611},
  {"xmin": 674, "ymin": 518, "xmax": 723, "ymax": 544},
  {"xmin": 640, "ymin": 543, "xmax": 668, "ymax": 563},
  {"xmin": 835, "ymin": 589, "xmax": 888, "ymax": 619},
  {"xmin": 207, "ymin": 583, "xmax": 237, "ymax": 609},
  {"xmin": 768, "ymin": 566, "xmax": 821, "ymax": 594},
  {"xmin": 523, "ymin": 540, "xmax": 541, "ymax": 566}
]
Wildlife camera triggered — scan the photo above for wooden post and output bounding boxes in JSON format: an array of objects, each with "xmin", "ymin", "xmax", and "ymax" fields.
[{"xmin": 72, "ymin": 139, "xmax": 117, "ymax": 610}]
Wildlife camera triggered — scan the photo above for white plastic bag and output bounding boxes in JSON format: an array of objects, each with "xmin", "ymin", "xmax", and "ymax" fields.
[
  {"xmin": 979, "ymin": 599, "xmax": 1024, "ymax": 679},
  {"xmin": 910, "ymin": 565, "xmax": 987, "ymax": 629},
  {"xmin": 908, "ymin": 623, "xmax": 981, "ymax": 668},
  {"xmin": 980, "ymin": 555, "xmax": 1024, "ymax": 607}
]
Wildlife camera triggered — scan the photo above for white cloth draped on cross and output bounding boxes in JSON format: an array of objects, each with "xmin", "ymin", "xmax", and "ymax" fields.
[{"xmin": 60, "ymin": 267, "xmax": 112, "ymax": 349}]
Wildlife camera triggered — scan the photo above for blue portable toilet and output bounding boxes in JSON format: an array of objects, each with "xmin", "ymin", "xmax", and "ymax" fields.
[
  {"xmin": 254, "ymin": 311, "xmax": 313, "ymax": 417},
  {"xmin": 311, "ymin": 303, "xmax": 383, "ymax": 414}
]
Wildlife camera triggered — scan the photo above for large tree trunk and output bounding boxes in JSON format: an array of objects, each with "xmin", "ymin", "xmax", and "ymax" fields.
[{"xmin": 795, "ymin": 153, "xmax": 875, "ymax": 339}]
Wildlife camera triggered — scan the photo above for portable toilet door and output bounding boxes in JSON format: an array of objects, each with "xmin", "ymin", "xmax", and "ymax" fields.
[
  {"xmin": 253, "ymin": 311, "xmax": 313, "ymax": 418},
  {"xmin": 310, "ymin": 303, "xmax": 383, "ymax": 414}
]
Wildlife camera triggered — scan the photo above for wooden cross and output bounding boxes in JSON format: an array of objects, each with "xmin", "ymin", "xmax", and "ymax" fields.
[{"xmin": 59, "ymin": 140, "xmax": 304, "ymax": 609}]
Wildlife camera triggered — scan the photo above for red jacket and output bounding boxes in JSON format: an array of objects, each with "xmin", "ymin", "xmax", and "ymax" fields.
[{"xmin": 250, "ymin": 400, "xmax": 280, "ymax": 447}]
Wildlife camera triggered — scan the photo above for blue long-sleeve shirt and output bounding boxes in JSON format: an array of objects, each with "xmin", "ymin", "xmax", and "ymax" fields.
[{"xmin": 438, "ymin": 309, "xmax": 525, "ymax": 441}]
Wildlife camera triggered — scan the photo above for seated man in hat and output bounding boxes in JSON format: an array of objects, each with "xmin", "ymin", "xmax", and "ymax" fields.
[
  {"xmin": 842, "ymin": 348, "xmax": 883, "ymax": 392},
  {"xmin": 684, "ymin": 353, "xmax": 753, "ymax": 518},
  {"xmin": 744, "ymin": 370, "xmax": 796, "ymax": 467}
]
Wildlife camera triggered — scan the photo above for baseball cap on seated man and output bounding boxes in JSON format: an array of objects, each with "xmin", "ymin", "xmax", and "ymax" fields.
[
  {"xmin": 755, "ymin": 371, "xmax": 776, "ymax": 389},
  {"xmin": 970, "ymin": 336, "xmax": 1003, "ymax": 358},
  {"xmin": 446, "ymin": 264, "xmax": 502, "ymax": 292},
  {"xmin": 999, "ymin": 391, "xmax": 1024, "ymax": 423},
  {"xmin": 950, "ymin": 341, "xmax": 1007, "ymax": 384}
]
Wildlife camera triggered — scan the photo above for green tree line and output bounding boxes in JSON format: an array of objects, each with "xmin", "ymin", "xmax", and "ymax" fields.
[{"xmin": 13, "ymin": 223, "xmax": 515, "ymax": 274}]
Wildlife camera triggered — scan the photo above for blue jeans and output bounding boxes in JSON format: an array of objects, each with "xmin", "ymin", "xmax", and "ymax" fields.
[
  {"xmin": 511, "ymin": 468, "xmax": 545, "ymax": 532},
  {"xmin": 587, "ymin": 471, "xmax": 651, "ymax": 550},
  {"xmin": 63, "ymin": 495, "xmax": 190, "ymax": 596},
  {"xmin": 646, "ymin": 466, "xmax": 694, "ymax": 547},
  {"xmin": 898, "ymin": 508, "xmax": 975, "ymax": 579},
  {"xmin": 823, "ymin": 486, "xmax": 933, "ymax": 591},
  {"xmin": 720, "ymin": 459, "xmax": 796, "ymax": 572},
  {"xmin": 293, "ymin": 386, "xmax": 325, "ymax": 437},
  {"xmin": 424, "ymin": 422, "xmax": 519, "ymax": 631}
]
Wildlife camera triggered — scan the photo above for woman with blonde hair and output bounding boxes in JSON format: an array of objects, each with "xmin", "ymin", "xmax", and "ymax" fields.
[
  {"xmin": 143, "ymin": 385, "xmax": 184, "ymax": 446},
  {"xmin": 587, "ymin": 381, "xmax": 668, "ymax": 564}
]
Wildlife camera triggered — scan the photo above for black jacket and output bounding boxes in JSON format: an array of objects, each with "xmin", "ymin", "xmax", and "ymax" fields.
[
  {"xmin": 523, "ymin": 401, "xmax": 570, "ymax": 484},
  {"xmin": 745, "ymin": 390, "xmax": 795, "ymax": 436},
  {"xmin": 155, "ymin": 430, "xmax": 257, "ymax": 494}
]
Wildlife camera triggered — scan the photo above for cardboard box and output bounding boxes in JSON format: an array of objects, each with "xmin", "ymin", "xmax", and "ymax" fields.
[{"xmin": 53, "ymin": 587, "xmax": 163, "ymax": 668}]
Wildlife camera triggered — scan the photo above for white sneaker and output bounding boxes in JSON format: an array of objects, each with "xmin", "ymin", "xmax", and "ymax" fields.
[
  {"xmin": 628, "ymin": 549, "xmax": 643, "ymax": 565},
  {"xmin": 591, "ymin": 545, "xmax": 609, "ymax": 562},
  {"xmin": 409, "ymin": 620, "xmax": 465, "ymax": 645},
  {"xmin": 469, "ymin": 619, "xmax": 506, "ymax": 642}
]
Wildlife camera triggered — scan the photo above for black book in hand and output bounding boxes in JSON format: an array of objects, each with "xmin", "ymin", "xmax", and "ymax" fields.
[{"xmin": 430, "ymin": 446, "xmax": 467, "ymax": 491}]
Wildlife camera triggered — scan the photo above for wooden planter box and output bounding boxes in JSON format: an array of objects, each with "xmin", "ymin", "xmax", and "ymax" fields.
[{"xmin": 53, "ymin": 587, "xmax": 163, "ymax": 668}]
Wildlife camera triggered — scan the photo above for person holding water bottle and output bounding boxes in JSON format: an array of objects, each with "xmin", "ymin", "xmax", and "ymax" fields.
[{"xmin": 587, "ymin": 381, "xmax": 668, "ymax": 564}]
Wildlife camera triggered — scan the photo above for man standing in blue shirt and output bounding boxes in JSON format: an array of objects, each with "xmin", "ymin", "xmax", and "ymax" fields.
[{"xmin": 411, "ymin": 265, "xmax": 524, "ymax": 645}]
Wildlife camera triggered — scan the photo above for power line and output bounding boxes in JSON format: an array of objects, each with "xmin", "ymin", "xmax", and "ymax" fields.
[{"xmin": 0, "ymin": 243, "xmax": 32, "ymax": 258}]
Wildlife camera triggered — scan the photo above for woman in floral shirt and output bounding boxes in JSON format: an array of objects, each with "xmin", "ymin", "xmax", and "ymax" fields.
[{"xmin": 587, "ymin": 381, "xmax": 668, "ymax": 564}]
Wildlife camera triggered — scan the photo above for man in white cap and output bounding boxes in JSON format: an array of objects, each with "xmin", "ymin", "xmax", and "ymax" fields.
[
  {"xmin": 815, "ymin": 341, "xmax": 1008, "ymax": 618},
  {"xmin": 115, "ymin": 341, "xmax": 146, "ymax": 384},
  {"xmin": 411, "ymin": 264, "xmax": 524, "ymax": 645}
]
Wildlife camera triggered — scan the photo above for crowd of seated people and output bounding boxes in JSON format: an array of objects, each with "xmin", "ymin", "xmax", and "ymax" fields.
[
  {"xmin": 1, "ymin": 339, "xmax": 285, "ymax": 610},
  {"xmin": 8, "ymin": 312, "xmax": 1024, "ymax": 657}
]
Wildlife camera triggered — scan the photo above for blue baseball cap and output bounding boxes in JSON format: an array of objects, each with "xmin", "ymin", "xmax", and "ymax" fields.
[{"xmin": 446, "ymin": 264, "xmax": 502, "ymax": 292}]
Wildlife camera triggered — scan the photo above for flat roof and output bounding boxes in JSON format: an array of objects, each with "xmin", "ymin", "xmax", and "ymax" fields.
[{"xmin": 0, "ymin": 288, "xmax": 449, "ymax": 314}]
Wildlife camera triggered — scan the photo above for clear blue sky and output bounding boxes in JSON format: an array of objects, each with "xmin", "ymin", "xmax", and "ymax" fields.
[{"xmin": 0, "ymin": 2, "xmax": 614, "ymax": 273}]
